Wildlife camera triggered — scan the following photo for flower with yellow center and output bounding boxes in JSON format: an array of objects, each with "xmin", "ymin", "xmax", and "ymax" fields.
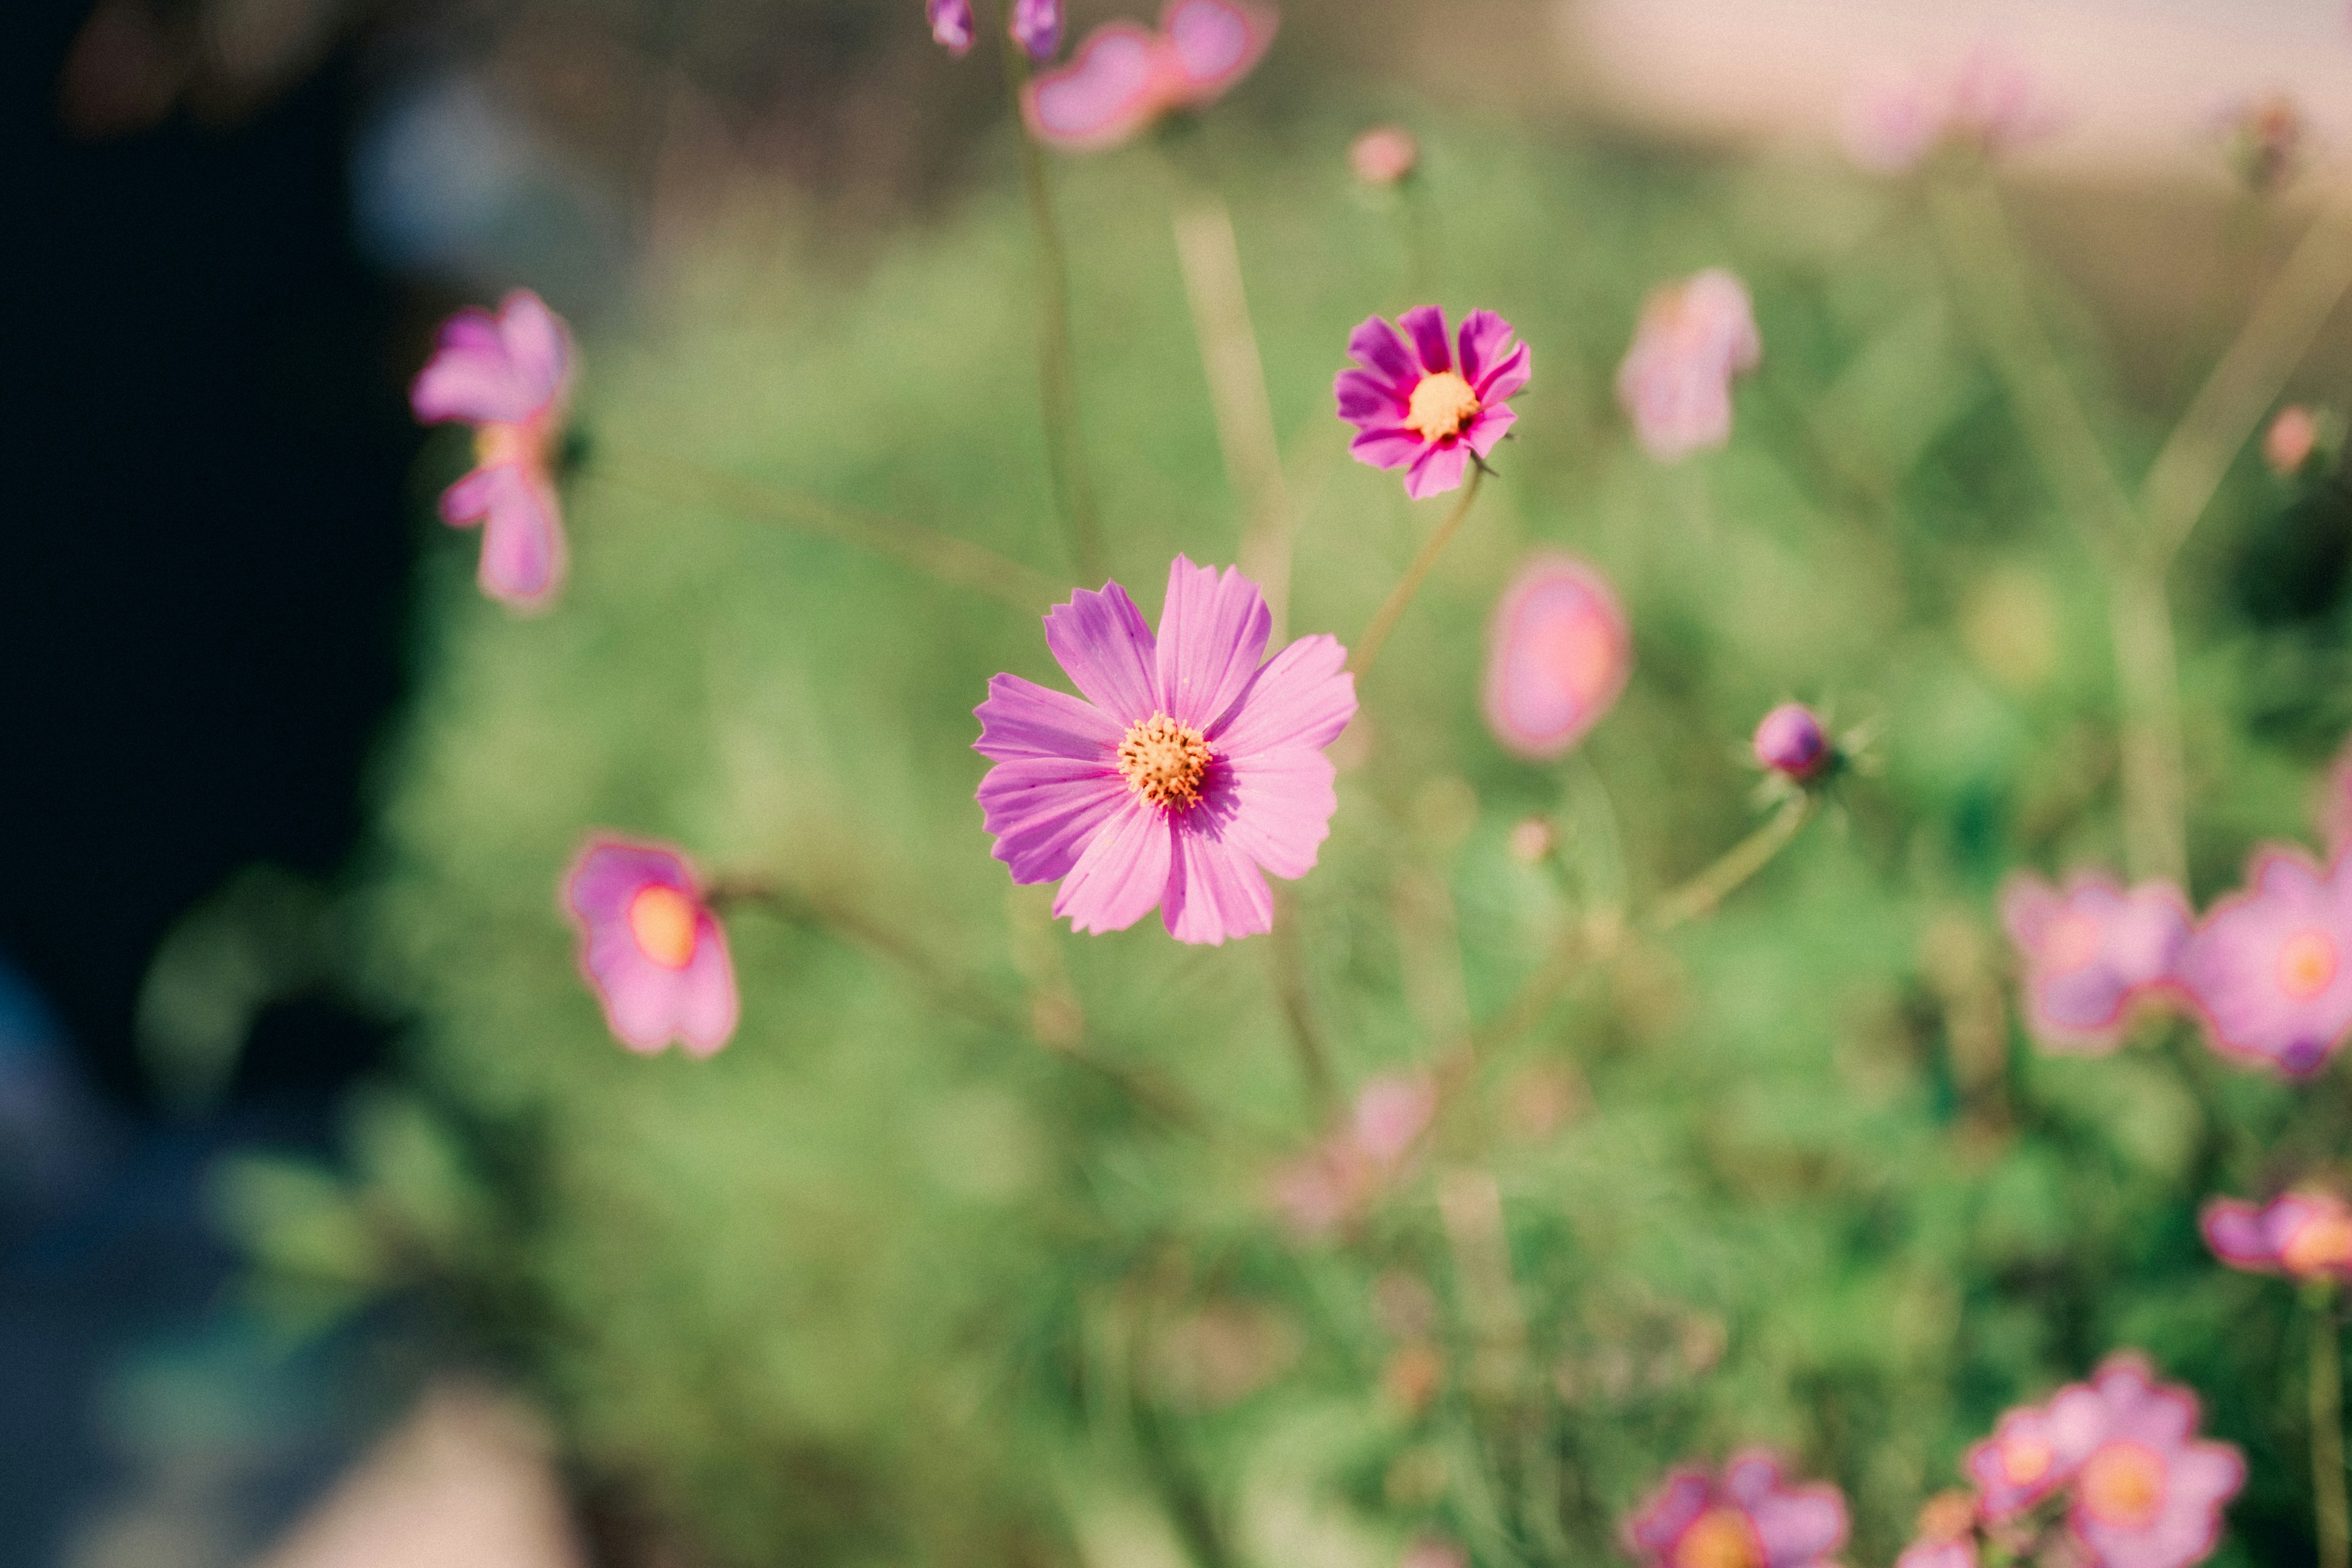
[
  {"xmin": 2078, "ymin": 1441, "xmax": 2167, "ymax": 1530},
  {"xmin": 2277, "ymin": 928, "xmax": 2339, "ymax": 1000},
  {"xmin": 1998, "ymin": 1434, "xmax": 2053, "ymax": 1487},
  {"xmin": 1117, "ymin": 713, "xmax": 1213, "ymax": 812},
  {"xmin": 2283, "ymin": 1208, "xmax": 2352, "ymax": 1277},
  {"xmin": 628, "ymin": 884, "xmax": 701, "ymax": 970},
  {"xmin": 1404, "ymin": 371, "xmax": 1482, "ymax": 443},
  {"xmin": 1671, "ymin": 1508, "xmax": 1762, "ymax": 1568}
]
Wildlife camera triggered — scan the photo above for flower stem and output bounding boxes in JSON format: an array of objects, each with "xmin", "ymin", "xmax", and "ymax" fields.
[
  {"xmin": 1267, "ymin": 888, "xmax": 1338, "ymax": 1114},
  {"xmin": 2316, "ymin": 1293, "xmax": 2348, "ymax": 1568},
  {"xmin": 1000, "ymin": 31, "xmax": 1103, "ymax": 582},
  {"xmin": 1348, "ymin": 464, "xmax": 1487, "ymax": 679}
]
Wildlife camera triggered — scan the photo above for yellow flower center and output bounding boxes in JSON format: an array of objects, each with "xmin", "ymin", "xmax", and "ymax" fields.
[
  {"xmin": 2284, "ymin": 1210, "xmax": 2352, "ymax": 1277},
  {"xmin": 1672, "ymin": 1508, "xmax": 1761, "ymax": 1568},
  {"xmin": 2279, "ymin": 929, "xmax": 2339, "ymax": 1001},
  {"xmin": 628, "ymin": 884, "xmax": 699, "ymax": 970},
  {"xmin": 2079, "ymin": 1441, "xmax": 2166, "ymax": 1530},
  {"xmin": 1117, "ymin": 714, "xmax": 1213, "ymax": 812},
  {"xmin": 1999, "ymin": 1435, "xmax": 2053, "ymax": 1487},
  {"xmin": 1404, "ymin": 371, "xmax": 1481, "ymax": 443},
  {"xmin": 474, "ymin": 421, "xmax": 545, "ymax": 469}
]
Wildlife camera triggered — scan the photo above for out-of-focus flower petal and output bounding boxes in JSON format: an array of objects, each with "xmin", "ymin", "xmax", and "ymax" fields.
[{"xmin": 1482, "ymin": 553, "xmax": 1632, "ymax": 761}]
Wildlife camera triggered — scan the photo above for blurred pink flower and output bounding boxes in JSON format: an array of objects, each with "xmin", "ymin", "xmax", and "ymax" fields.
[
  {"xmin": 1336, "ymin": 305, "xmax": 1529, "ymax": 499},
  {"xmin": 1349, "ymin": 124, "xmax": 1418, "ymax": 186},
  {"xmin": 928, "ymin": 0, "xmax": 974, "ymax": 55},
  {"xmin": 2176, "ymin": 847, "xmax": 2352, "ymax": 1077},
  {"xmin": 562, "ymin": 835, "xmax": 739, "ymax": 1056},
  {"xmin": 1895, "ymin": 1542, "xmax": 1977, "ymax": 1568},
  {"xmin": 1020, "ymin": 0, "xmax": 1274, "ymax": 151},
  {"xmin": 1752, "ymin": 704, "xmax": 1830, "ymax": 780},
  {"xmin": 1896, "ymin": 1493, "xmax": 1981, "ymax": 1568},
  {"xmin": 1270, "ymin": 1072, "xmax": 1436, "ymax": 1238},
  {"xmin": 1967, "ymin": 1403, "xmax": 2071, "ymax": 1521},
  {"xmin": 1482, "ymin": 553, "xmax": 1630, "ymax": 760},
  {"xmin": 973, "ymin": 557, "xmax": 1355, "ymax": 945},
  {"xmin": 410, "ymin": 289, "xmax": 573, "ymax": 612},
  {"xmin": 1616, "ymin": 270, "xmax": 1760, "ymax": 462},
  {"xmin": 2000, "ymin": 873, "xmax": 2190, "ymax": 1054},
  {"xmin": 2201, "ymin": 1190, "xmax": 2352, "ymax": 1283},
  {"xmin": 1841, "ymin": 45, "xmax": 2058, "ymax": 174},
  {"xmin": 2051, "ymin": 1355, "xmax": 2244, "ymax": 1568},
  {"xmin": 2265, "ymin": 405, "xmax": 2320, "ymax": 476},
  {"xmin": 1009, "ymin": 0, "xmax": 1062, "ymax": 60},
  {"xmin": 1621, "ymin": 1450, "xmax": 1849, "ymax": 1568}
]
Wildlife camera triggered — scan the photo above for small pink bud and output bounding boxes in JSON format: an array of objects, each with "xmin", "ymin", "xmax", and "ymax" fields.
[
  {"xmin": 1752, "ymin": 703, "xmax": 1830, "ymax": 779},
  {"xmin": 1507, "ymin": 817, "xmax": 1556, "ymax": 865},
  {"xmin": 2267, "ymin": 405, "xmax": 2320, "ymax": 476},
  {"xmin": 1349, "ymin": 124, "xmax": 1419, "ymax": 187}
]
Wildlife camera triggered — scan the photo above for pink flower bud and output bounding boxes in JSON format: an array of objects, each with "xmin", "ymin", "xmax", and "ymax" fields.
[
  {"xmin": 1507, "ymin": 817, "xmax": 1556, "ymax": 865},
  {"xmin": 1752, "ymin": 703, "xmax": 1830, "ymax": 780},
  {"xmin": 2266, "ymin": 405, "xmax": 2320, "ymax": 476},
  {"xmin": 1349, "ymin": 124, "xmax": 1418, "ymax": 186}
]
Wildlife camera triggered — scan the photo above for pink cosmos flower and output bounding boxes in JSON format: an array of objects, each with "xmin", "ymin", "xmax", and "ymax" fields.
[
  {"xmin": 2176, "ymin": 846, "xmax": 2352, "ymax": 1076},
  {"xmin": 1270, "ymin": 1072, "xmax": 1436, "ymax": 1238},
  {"xmin": 1841, "ymin": 45, "xmax": 2057, "ymax": 174},
  {"xmin": 1967, "ymin": 1403, "xmax": 2073, "ymax": 1521},
  {"xmin": 2201, "ymin": 1190, "xmax": 2352, "ymax": 1283},
  {"xmin": 1999, "ymin": 873, "xmax": 2191, "ymax": 1054},
  {"xmin": 1752, "ymin": 704, "xmax": 1830, "ymax": 780},
  {"xmin": 1621, "ymin": 1450, "xmax": 1849, "ymax": 1568},
  {"xmin": 561, "ymin": 835, "xmax": 739, "ymax": 1057},
  {"xmin": 2048, "ymin": 1354, "xmax": 2245, "ymax": 1568},
  {"xmin": 1336, "ymin": 306, "xmax": 1530, "ymax": 500},
  {"xmin": 1009, "ymin": 0, "xmax": 1063, "ymax": 59},
  {"xmin": 410, "ymin": 289, "xmax": 573, "ymax": 612},
  {"xmin": 1616, "ymin": 270, "xmax": 1760, "ymax": 462},
  {"xmin": 1482, "ymin": 553, "xmax": 1630, "ymax": 760},
  {"xmin": 973, "ymin": 557, "xmax": 1355, "ymax": 945},
  {"xmin": 928, "ymin": 0, "xmax": 974, "ymax": 54},
  {"xmin": 1020, "ymin": 0, "xmax": 1274, "ymax": 151}
]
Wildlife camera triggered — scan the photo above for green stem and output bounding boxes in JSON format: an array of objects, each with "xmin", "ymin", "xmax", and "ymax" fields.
[
  {"xmin": 2109, "ymin": 568, "xmax": 2189, "ymax": 886},
  {"xmin": 1348, "ymin": 464, "xmax": 1486, "ymax": 679},
  {"xmin": 1000, "ymin": 32, "xmax": 1103, "ymax": 582},
  {"xmin": 1645, "ymin": 793, "xmax": 1819, "ymax": 935},
  {"xmin": 2316, "ymin": 1293, "xmax": 2348, "ymax": 1568},
  {"xmin": 1267, "ymin": 888, "xmax": 1338, "ymax": 1115}
]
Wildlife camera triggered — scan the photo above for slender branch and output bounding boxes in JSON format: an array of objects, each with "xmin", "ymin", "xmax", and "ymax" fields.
[
  {"xmin": 595, "ymin": 445, "xmax": 1065, "ymax": 612},
  {"xmin": 1170, "ymin": 189, "xmax": 1295, "ymax": 638},
  {"xmin": 2146, "ymin": 200, "xmax": 2352, "ymax": 566},
  {"xmin": 1348, "ymin": 464, "xmax": 1487, "ymax": 679},
  {"xmin": 2316, "ymin": 1292, "xmax": 2348, "ymax": 1568},
  {"xmin": 999, "ymin": 29, "xmax": 1103, "ymax": 582}
]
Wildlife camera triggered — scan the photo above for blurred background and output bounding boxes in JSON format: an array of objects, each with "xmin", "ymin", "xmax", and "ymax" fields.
[{"xmin": 6, "ymin": 1, "xmax": 2351, "ymax": 1565}]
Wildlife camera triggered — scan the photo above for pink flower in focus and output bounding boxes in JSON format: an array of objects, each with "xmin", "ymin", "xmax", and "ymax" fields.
[
  {"xmin": 1841, "ymin": 45, "xmax": 2057, "ymax": 174},
  {"xmin": 410, "ymin": 290, "xmax": 575, "ymax": 611},
  {"xmin": 2048, "ymin": 1354, "xmax": 2245, "ymax": 1568},
  {"xmin": 561, "ymin": 835, "xmax": 739, "ymax": 1056},
  {"xmin": 2000, "ymin": 873, "xmax": 2190, "ymax": 1054},
  {"xmin": 2176, "ymin": 847, "xmax": 2352, "ymax": 1077},
  {"xmin": 928, "ymin": 0, "xmax": 974, "ymax": 54},
  {"xmin": 1621, "ymin": 1450, "xmax": 1849, "ymax": 1568},
  {"xmin": 1009, "ymin": 0, "xmax": 1062, "ymax": 60},
  {"xmin": 1021, "ymin": 0, "xmax": 1274, "ymax": 151},
  {"xmin": 1482, "ymin": 553, "xmax": 1630, "ymax": 760},
  {"xmin": 1350, "ymin": 124, "xmax": 1419, "ymax": 186},
  {"xmin": 1616, "ymin": 270, "xmax": 1760, "ymax": 462},
  {"xmin": 1336, "ymin": 306, "xmax": 1529, "ymax": 499},
  {"xmin": 1269, "ymin": 1074, "xmax": 1436, "ymax": 1238},
  {"xmin": 2266, "ymin": 405, "xmax": 2320, "ymax": 476},
  {"xmin": 1752, "ymin": 704, "xmax": 1830, "ymax": 780},
  {"xmin": 974, "ymin": 557, "xmax": 1355, "ymax": 945},
  {"xmin": 2201, "ymin": 1190, "xmax": 2352, "ymax": 1283},
  {"xmin": 1967, "ymin": 1403, "xmax": 2073, "ymax": 1521}
]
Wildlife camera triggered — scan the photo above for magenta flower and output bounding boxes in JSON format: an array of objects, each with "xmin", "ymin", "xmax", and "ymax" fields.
[
  {"xmin": 1336, "ymin": 306, "xmax": 1530, "ymax": 500},
  {"xmin": 561, "ymin": 835, "xmax": 739, "ymax": 1057},
  {"xmin": 1999, "ymin": 873, "xmax": 2190, "ymax": 1054},
  {"xmin": 1482, "ymin": 552, "xmax": 1630, "ymax": 760},
  {"xmin": 2177, "ymin": 847, "xmax": 2352, "ymax": 1076},
  {"xmin": 410, "ymin": 289, "xmax": 573, "ymax": 612},
  {"xmin": 1021, "ymin": 0, "xmax": 1275, "ymax": 151},
  {"xmin": 2201, "ymin": 1190, "xmax": 2352, "ymax": 1283},
  {"xmin": 1621, "ymin": 1450, "xmax": 1848, "ymax": 1568},
  {"xmin": 2049, "ymin": 1355, "xmax": 2245, "ymax": 1568},
  {"xmin": 973, "ymin": 557, "xmax": 1355, "ymax": 945},
  {"xmin": 1616, "ymin": 270, "xmax": 1760, "ymax": 462},
  {"xmin": 1009, "ymin": 0, "xmax": 1062, "ymax": 58},
  {"xmin": 927, "ymin": 0, "xmax": 973, "ymax": 53},
  {"xmin": 1752, "ymin": 704, "xmax": 1830, "ymax": 780}
]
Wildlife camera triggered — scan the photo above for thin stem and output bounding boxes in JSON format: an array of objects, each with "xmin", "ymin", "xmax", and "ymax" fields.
[
  {"xmin": 595, "ymin": 445, "xmax": 1065, "ymax": 611},
  {"xmin": 1348, "ymin": 464, "xmax": 1487, "ymax": 679},
  {"xmin": 1000, "ymin": 31, "xmax": 1103, "ymax": 582},
  {"xmin": 1645, "ymin": 793, "xmax": 1819, "ymax": 935},
  {"xmin": 2109, "ymin": 569, "xmax": 2189, "ymax": 886},
  {"xmin": 2315, "ymin": 1293, "xmax": 2348, "ymax": 1568},
  {"xmin": 1267, "ymin": 888, "xmax": 1338, "ymax": 1114}
]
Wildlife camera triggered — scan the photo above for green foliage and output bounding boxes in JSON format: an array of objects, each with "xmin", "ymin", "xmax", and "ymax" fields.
[{"xmin": 254, "ymin": 113, "xmax": 2352, "ymax": 1567}]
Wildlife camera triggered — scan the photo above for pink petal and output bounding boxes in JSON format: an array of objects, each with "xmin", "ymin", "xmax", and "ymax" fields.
[
  {"xmin": 1473, "ymin": 341, "xmax": 1532, "ymax": 405},
  {"xmin": 974, "ymin": 672, "xmax": 1123, "ymax": 762},
  {"xmin": 1210, "ymin": 745, "xmax": 1337, "ymax": 879},
  {"xmin": 564, "ymin": 839, "xmax": 695, "ymax": 925},
  {"xmin": 1464, "ymin": 404, "xmax": 1517, "ymax": 459},
  {"xmin": 1456, "ymin": 309, "xmax": 1515, "ymax": 385},
  {"xmin": 1022, "ymin": 23, "xmax": 1163, "ymax": 150},
  {"xmin": 1749, "ymin": 1487, "xmax": 1849, "ymax": 1568},
  {"xmin": 979, "ymin": 756, "xmax": 1132, "ymax": 884},
  {"xmin": 1345, "ymin": 315, "xmax": 1419, "ymax": 385},
  {"xmin": 1155, "ymin": 556, "xmax": 1271, "ymax": 730},
  {"xmin": 412, "ymin": 310, "xmax": 546, "ymax": 426},
  {"xmin": 1161, "ymin": 823, "xmax": 1274, "ymax": 944},
  {"xmin": 929, "ymin": 0, "xmax": 974, "ymax": 53},
  {"xmin": 1335, "ymin": 367, "xmax": 1410, "ymax": 426},
  {"xmin": 1482, "ymin": 553, "xmax": 1633, "ymax": 760},
  {"xmin": 1403, "ymin": 441, "xmax": 1469, "ymax": 499},
  {"xmin": 441, "ymin": 462, "xmax": 566, "ymax": 611},
  {"xmin": 1623, "ymin": 1471, "xmax": 1713, "ymax": 1556},
  {"xmin": 1008, "ymin": 0, "xmax": 1061, "ymax": 59},
  {"xmin": 1210, "ymin": 633, "xmax": 1356, "ymax": 756},
  {"xmin": 495, "ymin": 290, "xmax": 571, "ymax": 412},
  {"xmin": 1044, "ymin": 579, "xmax": 1160, "ymax": 725},
  {"xmin": 1156, "ymin": 0, "xmax": 1275, "ymax": 105},
  {"xmin": 671, "ymin": 914, "xmax": 741, "ymax": 1057},
  {"xmin": 1398, "ymin": 304, "xmax": 1452, "ymax": 374},
  {"xmin": 594, "ymin": 942, "xmax": 691, "ymax": 1052},
  {"xmin": 1053, "ymin": 797, "xmax": 1174, "ymax": 933},
  {"xmin": 1348, "ymin": 425, "xmax": 1425, "ymax": 470}
]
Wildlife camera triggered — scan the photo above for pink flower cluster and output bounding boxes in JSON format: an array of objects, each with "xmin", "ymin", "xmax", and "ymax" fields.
[
  {"xmin": 1621, "ymin": 1451, "xmax": 1847, "ymax": 1568},
  {"xmin": 1616, "ymin": 270, "xmax": 1761, "ymax": 462},
  {"xmin": 1021, "ymin": 0, "xmax": 1274, "ymax": 152},
  {"xmin": 1909, "ymin": 1354, "xmax": 2245, "ymax": 1568},
  {"xmin": 1268, "ymin": 1074, "xmax": 1438, "ymax": 1238}
]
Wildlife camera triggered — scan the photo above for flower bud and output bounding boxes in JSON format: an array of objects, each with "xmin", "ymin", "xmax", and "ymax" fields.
[
  {"xmin": 1507, "ymin": 817, "xmax": 1556, "ymax": 865},
  {"xmin": 2266, "ymin": 405, "xmax": 2320, "ymax": 476},
  {"xmin": 1349, "ymin": 124, "xmax": 1419, "ymax": 187},
  {"xmin": 1752, "ymin": 703, "xmax": 1830, "ymax": 780}
]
